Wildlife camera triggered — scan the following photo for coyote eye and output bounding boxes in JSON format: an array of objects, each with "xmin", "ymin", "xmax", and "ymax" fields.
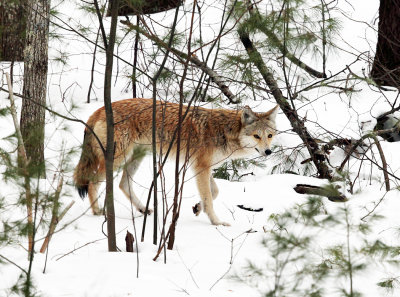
[
  {"xmin": 253, "ymin": 134, "xmax": 261, "ymax": 139},
  {"xmin": 268, "ymin": 134, "xmax": 273, "ymax": 138}
]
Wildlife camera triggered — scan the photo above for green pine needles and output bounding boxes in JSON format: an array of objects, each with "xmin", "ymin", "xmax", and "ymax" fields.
[{"xmin": 237, "ymin": 196, "xmax": 400, "ymax": 297}]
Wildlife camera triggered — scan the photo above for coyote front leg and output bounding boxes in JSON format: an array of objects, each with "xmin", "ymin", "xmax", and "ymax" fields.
[
  {"xmin": 210, "ymin": 176, "xmax": 219, "ymax": 200},
  {"xmin": 195, "ymin": 167, "xmax": 229, "ymax": 226},
  {"xmin": 193, "ymin": 176, "xmax": 219, "ymax": 216}
]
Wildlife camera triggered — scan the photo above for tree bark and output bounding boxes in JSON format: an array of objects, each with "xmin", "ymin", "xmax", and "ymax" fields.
[
  {"xmin": 370, "ymin": 0, "xmax": 400, "ymax": 88},
  {"xmin": 20, "ymin": 0, "xmax": 50, "ymax": 177},
  {"xmin": 0, "ymin": 0, "xmax": 26, "ymax": 62},
  {"xmin": 104, "ymin": 0, "xmax": 119, "ymax": 252}
]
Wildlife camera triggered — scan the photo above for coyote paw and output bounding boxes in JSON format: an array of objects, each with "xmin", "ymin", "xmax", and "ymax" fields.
[
  {"xmin": 139, "ymin": 207, "xmax": 153, "ymax": 215},
  {"xmin": 92, "ymin": 208, "xmax": 103, "ymax": 216},
  {"xmin": 192, "ymin": 203, "xmax": 202, "ymax": 216},
  {"xmin": 212, "ymin": 220, "xmax": 231, "ymax": 227}
]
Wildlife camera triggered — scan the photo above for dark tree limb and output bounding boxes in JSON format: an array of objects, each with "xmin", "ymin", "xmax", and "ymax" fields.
[
  {"xmin": 93, "ymin": 0, "xmax": 108, "ymax": 49},
  {"xmin": 87, "ymin": 26, "xmax": 100, "ymax": 103},
  {"xmin": 294, "ymin": 184, "xmax": 347, "ymax": 202},
  {"xmin": 132, "ymin": 15, "xmax": 139, "ymax": 98},
  {"xmin": 338, "ymin": 126, "xmax": 400, "ymax": 172},
  {"xmin": 238, "ymin": 30, "xmax": 333, "ymax": 180}
]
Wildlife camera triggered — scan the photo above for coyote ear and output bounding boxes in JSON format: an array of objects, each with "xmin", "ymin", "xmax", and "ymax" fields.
[
  {"xmin": 264, "ymin": 105, "xmax": 279, "ymax": 121},
  {"xmin": 241, "ymin": 106, "xmax": 257, "ymax": 126}
]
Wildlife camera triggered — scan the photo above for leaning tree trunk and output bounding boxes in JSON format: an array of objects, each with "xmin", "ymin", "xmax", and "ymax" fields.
[
  {"xmin": 20, "ymin": 0, "xmax": 50, "ymax": 177},
  {"xmin": 370, "ymin": 0, "xmax": 400, "ymax": 88}
]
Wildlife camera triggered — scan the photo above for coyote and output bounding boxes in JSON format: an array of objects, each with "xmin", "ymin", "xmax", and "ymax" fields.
[{"xmin": 74, "ymin": 98, "xmax": 278, "ymax": 226}]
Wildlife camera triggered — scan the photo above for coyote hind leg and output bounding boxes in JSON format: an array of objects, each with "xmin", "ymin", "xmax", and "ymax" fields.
[
  {"xmin": 119, "ymin": 150, "xmax": 152, "ymax": 214},
  {"xmin": 88, "ymin": 182, "xmax": 102, "ymax": 215},
  {"xmin": 88, "ymin": 170, "xmax": 105, "ymax": 215}
]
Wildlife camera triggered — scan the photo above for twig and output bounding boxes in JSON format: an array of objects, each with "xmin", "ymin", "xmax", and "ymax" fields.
[
  {"xmin": 176, "ymin": 248, "xmax": 200, "ymax": 289},
  {"xmin": 0, "ymin": 86, "xmax": 106, "ymax": 154},
  {"xmin": 0, "ymin": 254, "xmax": 28, "ymax": 275},
  {"xmin": 360, "ymin": 192, "xmax": 388, "ymax": 221},
  {"xmin": 120, "ymin": 19, "xmax": 239, "ymax": 104},
  {"xmin": 55, "ymin": 237, "xmax": 106, "ymax": 261},
  {"xmin": 40, "ymin": 199, "xmax": 75, "ymax": 253},
  {"xmin": 338, "ymin": 127, "xmax": 399, "ymax": 172},
  {"xmin": 209, "ymin": 230, "xmax": 251, "ymax": 290}
]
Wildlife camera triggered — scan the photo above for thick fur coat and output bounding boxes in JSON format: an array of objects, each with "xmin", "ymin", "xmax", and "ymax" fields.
[{"xmin": 74, "ymin": 98, "xmax": 278, "ymax": 225}]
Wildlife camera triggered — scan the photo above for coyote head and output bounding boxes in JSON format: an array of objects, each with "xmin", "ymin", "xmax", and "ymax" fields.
[{"xmin": 240, "ymin": 105, "xmax": 279, "ymax": 157}]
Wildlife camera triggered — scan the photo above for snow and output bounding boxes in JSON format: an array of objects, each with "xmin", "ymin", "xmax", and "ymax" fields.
[{"xmin": 2, "ymin": 0, "xmax": 400, "ymax": 296}]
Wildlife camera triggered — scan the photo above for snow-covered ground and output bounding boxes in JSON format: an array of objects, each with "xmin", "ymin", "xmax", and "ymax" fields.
[{"xmin": 2, "ymin": 0, "xmax": 400, "ymax": 296}]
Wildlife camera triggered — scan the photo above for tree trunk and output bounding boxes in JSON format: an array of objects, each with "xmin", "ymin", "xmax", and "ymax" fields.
[
  {"xmin": 20, "ymin": 0, "xmax": 50, "ymax": 177},
  {"xmin": 104, "ymin": 0, "xmax": 119, "ymax": 252},
  {"xmin": 370, "ymin": 0, "xmax": 400, "ymax": 88},
  {"xmin": 0, "ymin": 0, "xmax": 26, "ymax": 62}
]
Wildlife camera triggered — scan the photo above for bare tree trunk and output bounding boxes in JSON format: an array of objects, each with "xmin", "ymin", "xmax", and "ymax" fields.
[
  {"xmin": 0, "ymin": 0, "xmax": 26, "ymax": 62},
  {"xmin": 104, "ymin": 0, "xmax": 119, "ymax": 252},
  {"xmin": 371, "ymin": 0, "xmax": 400, "ymax": 88},
  {"xmin": 20, "ymin": 0, "xmax": 50, "ymax": 177}
]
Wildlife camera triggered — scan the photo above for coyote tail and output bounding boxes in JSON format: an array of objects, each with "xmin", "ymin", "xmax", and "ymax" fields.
[{"xmin": 73, "ymin": 130, "xmax": 97, "ymax": 199}]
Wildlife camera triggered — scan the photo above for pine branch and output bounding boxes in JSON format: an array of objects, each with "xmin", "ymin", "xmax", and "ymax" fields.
[{"xmin": 246, "ymin": 6, "xmax": 326, "ymax": 78}]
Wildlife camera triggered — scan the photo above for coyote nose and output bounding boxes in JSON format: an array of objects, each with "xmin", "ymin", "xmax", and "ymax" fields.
[{"xmin": 265, "ymin": 149, "xmax": 272, "ymax": 156}]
